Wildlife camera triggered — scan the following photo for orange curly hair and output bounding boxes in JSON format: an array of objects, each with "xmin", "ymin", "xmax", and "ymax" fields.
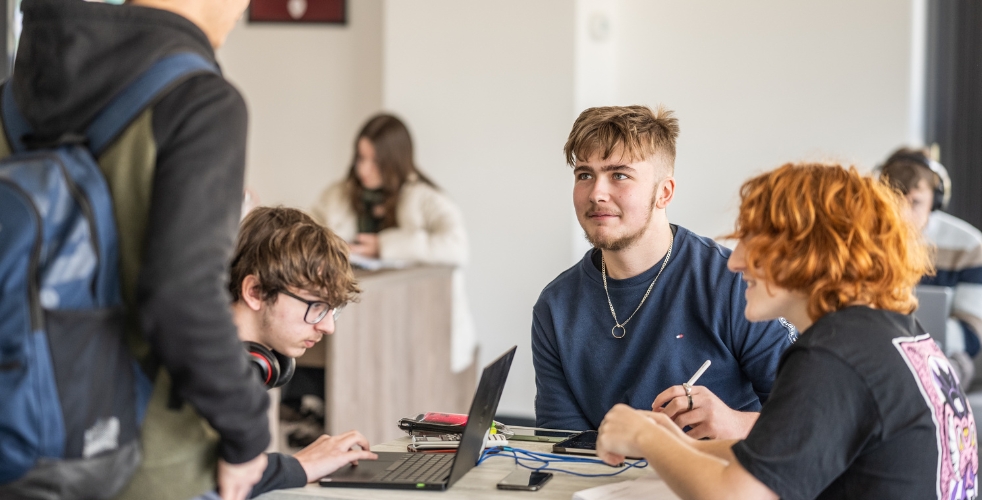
[{"xmin": 727, "ymin": 163, "xmax": 933, "ymax": 321}]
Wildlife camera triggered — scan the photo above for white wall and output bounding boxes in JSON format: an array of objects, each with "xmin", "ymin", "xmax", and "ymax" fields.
[
  {"xmin": 382, "ymin": 0, "xmax": 575, "ymax": 417},
  {"xmin": 612, "ymin": 0, "xmax": 915, "ymax": 241},
  {"xmin": 216, "ymin": 0, "xmax": 917, "ymax": 419},
  {"xmin": 571, "ymin": 0, "xmax": 620, "ymax": 261},
  {"xmin": 389, "ymin": 0, "xmax": 917, "ymax": 417},
  {"xmin": 218, "ymin": 0, "xmax": 384, "ymax": 209}
]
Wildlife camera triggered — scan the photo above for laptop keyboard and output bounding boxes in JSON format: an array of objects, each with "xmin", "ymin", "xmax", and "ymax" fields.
[{"xmin": 372, "ymin": 453, "xmax": 454, "ymax": 483}]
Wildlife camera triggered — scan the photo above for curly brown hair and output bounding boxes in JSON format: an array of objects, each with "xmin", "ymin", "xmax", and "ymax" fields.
[
  {"xmin": 726, "ymin": 163, "xmax": 933, "ymax": 321},
  {"xmin": 229, "ymin": 207, "xmax": 360, "ymax": 308}
]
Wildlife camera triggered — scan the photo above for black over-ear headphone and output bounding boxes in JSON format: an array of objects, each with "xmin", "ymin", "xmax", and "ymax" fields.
[
  {"xmin": 244, "ymin": 341, "xmax": 296, "ymax": 389},
  {"xmin": 876, "ymin": 149, "xmax": 952, "ymax": 212}
]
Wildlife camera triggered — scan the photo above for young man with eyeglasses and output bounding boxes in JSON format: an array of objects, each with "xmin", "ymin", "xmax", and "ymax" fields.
[{"xmin": 228, "ymin": 206, "xmax": 377, "ymax": 497}]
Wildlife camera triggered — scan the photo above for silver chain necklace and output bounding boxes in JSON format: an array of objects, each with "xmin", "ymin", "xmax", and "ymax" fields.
[{"xmin": 601, "ymin": 235, "xmax": 674, "ymax": 339}]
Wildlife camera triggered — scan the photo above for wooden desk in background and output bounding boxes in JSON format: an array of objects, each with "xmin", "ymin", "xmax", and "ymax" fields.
[
  {"xmin": 257, "ymin": 437, "xmax": 679, "ymax": 500},
  {"xmin": 296, "ymin": 265, "xmax": 477, "ymax": 446}
]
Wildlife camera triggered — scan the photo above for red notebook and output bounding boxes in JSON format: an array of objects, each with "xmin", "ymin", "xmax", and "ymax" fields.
[
  {"xmin": 398, "ymin": 412, "xmax": 468, "ymax": 434},
  {"xmin": 420, "ymin": 412, "xmax": 468, "ymax": 425}
]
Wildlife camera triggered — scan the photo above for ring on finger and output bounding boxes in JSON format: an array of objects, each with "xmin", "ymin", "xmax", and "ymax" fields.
[
  {"xmin": 683, "ymin": 383, "xmax": 692, "ymax": 396},
  {"xmin": 687, "ymin": 393, "xmax": 693, "ymax": 411}
]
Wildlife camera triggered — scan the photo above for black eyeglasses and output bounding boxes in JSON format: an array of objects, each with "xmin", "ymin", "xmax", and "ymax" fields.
[{"xmin": 278, "ymin": 290, "xmax": 344, "ymax": 324}]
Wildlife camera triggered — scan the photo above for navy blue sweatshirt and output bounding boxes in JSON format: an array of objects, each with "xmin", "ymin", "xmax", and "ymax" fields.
[{"xmin": 532, "ymin": 225, "xmax": 795, "ymax": 430}]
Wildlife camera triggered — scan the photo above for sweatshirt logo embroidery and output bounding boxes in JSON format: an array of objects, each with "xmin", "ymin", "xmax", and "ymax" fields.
[
  {"xmin": 778, "ymin": 317, "xmax": 798, "ymax": 343},
  {"xmin": 895, "ymin": 334, "xmax": 978, "ymax": 499}
]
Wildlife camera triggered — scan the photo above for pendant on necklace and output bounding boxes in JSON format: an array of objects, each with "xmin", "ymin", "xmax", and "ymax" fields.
[{"xmin": 612, "ymin": 325, "xmax": 627, "ymax": 339}]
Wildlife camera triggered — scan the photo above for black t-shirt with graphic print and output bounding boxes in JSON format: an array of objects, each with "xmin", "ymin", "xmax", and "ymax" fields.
[{"xmin": 732, "ymin": 306, "xmax": 978, "ymax": 500}]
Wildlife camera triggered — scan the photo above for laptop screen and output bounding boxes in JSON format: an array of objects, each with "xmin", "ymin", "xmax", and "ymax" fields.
[
  {"xmin": 914, "ymin": 285, "xmax": 954, "ymax": 348},
  {"xmin": 445, "ymin": 346, "xmax": 516, "ymax": 488}
]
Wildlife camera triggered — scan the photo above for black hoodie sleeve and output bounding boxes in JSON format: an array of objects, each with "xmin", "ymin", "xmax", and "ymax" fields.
[
  {"xmin": 137, "ymin": 72, "xmax": 270, "ymax": 464},
  {"xmin": 249, "ymin": 453, "xmax": 308, "ymax": 498}
]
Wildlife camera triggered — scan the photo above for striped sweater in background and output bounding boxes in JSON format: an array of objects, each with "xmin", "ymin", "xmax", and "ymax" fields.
[{"xmin": 920, "ymin": 211, "xmax": 982, "ymax": 385}]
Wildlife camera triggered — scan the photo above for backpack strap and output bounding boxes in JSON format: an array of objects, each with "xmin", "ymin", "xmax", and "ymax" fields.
[
  {"xmin": 86, "ymin": 52, "xmax": 218, "ymax": 155},
  {"xmin": 0, "ymin": 52, "xmax": 218, "ymax": 156}
]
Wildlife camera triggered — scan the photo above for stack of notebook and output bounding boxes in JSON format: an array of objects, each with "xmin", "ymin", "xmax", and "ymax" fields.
[{"xmin": 399, "ymin": 412, "xmax": 508, "ymax": 451}]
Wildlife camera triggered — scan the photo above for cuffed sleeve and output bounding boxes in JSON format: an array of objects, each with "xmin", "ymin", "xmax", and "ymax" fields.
[{"xmin": 249, "ymin": 453, "xmax": 308, "ymax": 498}]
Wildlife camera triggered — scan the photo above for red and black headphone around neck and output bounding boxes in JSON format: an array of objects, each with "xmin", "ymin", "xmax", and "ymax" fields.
[{"xmin": 244, "ymin": 341, "xmax": 296, "ymax": 389}]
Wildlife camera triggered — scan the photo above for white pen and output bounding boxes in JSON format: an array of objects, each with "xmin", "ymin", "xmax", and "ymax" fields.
[{"xmin": 684, "ymin": 360, "xmax": 712, "ymax": 389}]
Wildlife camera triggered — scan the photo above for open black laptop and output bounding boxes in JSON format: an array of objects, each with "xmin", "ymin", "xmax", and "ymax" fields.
[
  {"xmin": 914, "ymin": 285, "xmax": 954, "ymax": 350},
  {"xmin": 318, "ymin": 346, "xmax": 516, "ymax": 491}
]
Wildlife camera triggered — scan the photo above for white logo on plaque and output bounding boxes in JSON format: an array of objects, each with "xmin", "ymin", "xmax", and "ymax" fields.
[{"xmin": 287, "ymin": 0, "xmax": 307, "ymax": 20}]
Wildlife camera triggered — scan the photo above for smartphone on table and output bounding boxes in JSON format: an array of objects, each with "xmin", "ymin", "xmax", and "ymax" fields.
[
  {"xmin": 496, "ymin": 469, "xmax": 553, "ymax": 491},
  {"xmin": 552, "ymin": 430, "xmax": 598, "ymax": 455}
]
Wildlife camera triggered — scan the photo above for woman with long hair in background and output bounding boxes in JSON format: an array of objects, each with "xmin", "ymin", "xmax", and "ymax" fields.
[
  {"xmin": 312, "ymin": 113, "xmax": 467, "ymax": 266},
  {"xmin": 312, "ymin": 113, "xmax": 476, "ymax": 372}
]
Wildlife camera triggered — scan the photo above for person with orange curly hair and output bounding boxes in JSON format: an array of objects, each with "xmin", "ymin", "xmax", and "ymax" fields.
[{"xmin": 596, "ymin": 163, "xmax": 979, "ymax": 500}]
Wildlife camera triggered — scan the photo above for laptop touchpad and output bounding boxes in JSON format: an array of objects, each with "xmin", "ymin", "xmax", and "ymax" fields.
[{"xmin": 322, "ymin": 452, "xmax": 402, "ymax": 481}]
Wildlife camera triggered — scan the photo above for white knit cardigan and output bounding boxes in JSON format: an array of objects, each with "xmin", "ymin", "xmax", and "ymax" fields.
[{"xmin": 311, "ymin": 179, "xmax": 477, "ymax": 372}]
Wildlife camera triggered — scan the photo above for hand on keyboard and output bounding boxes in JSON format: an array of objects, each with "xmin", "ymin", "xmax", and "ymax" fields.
[{"xmin": 294, "ymin": 430, "xmax": 379, "ymax": 483}]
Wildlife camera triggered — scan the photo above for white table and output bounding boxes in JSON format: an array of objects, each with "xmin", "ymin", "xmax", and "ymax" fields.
[{"xmin": 257, "ymin": 437, "xmax": 681, "ymax": 500}]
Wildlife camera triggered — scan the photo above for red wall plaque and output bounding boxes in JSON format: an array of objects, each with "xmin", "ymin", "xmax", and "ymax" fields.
[{"xmin": 249, "ymin": 0, "xmax": 346, "ymax": 24}]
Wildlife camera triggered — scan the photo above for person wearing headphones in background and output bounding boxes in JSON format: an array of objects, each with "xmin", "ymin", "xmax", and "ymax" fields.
[
  {"xmin": 879, "ymin": 147, "xmax": 982, "ymax": 384},
  {"xmin": 229, "ymin": 206, "xmax": 377, "ymax": 497}
]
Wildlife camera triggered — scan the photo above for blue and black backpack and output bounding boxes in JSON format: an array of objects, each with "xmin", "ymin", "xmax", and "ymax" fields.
[{"xmin": 0, "ymin": 53, "xmax": 217, "ymax": 498}]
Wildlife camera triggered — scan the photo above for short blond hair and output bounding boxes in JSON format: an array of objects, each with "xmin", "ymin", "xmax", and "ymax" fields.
[{"xmin": 564, "ymin": 105, "xmax": 680, "ymax": 170}]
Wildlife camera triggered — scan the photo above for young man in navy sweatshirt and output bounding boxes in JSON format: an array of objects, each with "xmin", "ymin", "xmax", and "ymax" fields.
[{"xmin": 532, "ymin": 105, "xmax": 795, "ymax": 439}]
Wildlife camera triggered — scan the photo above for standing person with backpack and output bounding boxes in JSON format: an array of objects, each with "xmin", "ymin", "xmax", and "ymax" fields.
[
  {"xmin": 0, "ymin": 1, "xmax": 269, "ymax": 499},
  {"xmin": 228, "ymin": 207, "xmax": 378, "ymax": 498}
]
